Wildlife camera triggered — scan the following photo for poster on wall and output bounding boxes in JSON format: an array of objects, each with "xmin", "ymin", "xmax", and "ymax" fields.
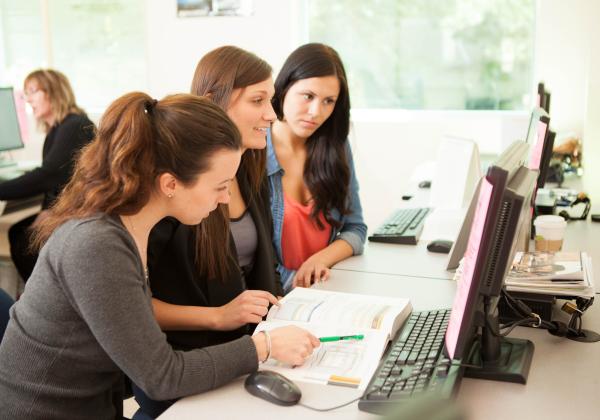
[{"xmin": 176, "ymin": 0, "xmax": 253, "ymax": 17}]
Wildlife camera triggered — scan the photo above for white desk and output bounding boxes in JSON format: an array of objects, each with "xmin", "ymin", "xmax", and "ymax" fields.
[
  {"xmin": 333, "ymin": 240, "xmax": 455, "ymax": 280},
  {"xmin": 159, "ymin": 269, "xmax": 600, "ymax": 420},
  {"xmin": 160, "ymin": 176, "xmax": 600, "ymax": 420}
]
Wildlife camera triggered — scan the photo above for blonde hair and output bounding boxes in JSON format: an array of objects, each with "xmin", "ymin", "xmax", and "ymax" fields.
[{"xmin": 24, "ymin": 69, "xmax": 84, "ymax": 132}]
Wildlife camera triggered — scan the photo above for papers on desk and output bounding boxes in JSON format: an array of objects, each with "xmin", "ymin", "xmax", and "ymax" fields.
[
  {"xmin": 253, "ymin": 288, "xmax": 412, "ymax": 390},
  {"xmin": 452, "ymin": 251, "xmax": 595, "ymax": 298},
  {"xmin": 505, "ymin": 251, "xmax": 595, "ymax": 298}
]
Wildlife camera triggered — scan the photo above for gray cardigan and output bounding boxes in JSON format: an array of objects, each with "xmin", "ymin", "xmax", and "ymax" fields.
[{"xmin": 0, "ymin": 214, "xmax": 258, "ymax": 419}]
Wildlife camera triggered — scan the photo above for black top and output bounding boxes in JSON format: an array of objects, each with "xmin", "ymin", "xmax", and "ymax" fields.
[
  {"xmin": 147, "ymin": 168, "xmax": 283, "ymax": 351},
  {"xmin": 0, "ymin": 113, "xmax": 95, "ymax": 209}
]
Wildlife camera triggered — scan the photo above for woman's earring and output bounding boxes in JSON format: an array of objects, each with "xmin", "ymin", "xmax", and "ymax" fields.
[{"xmin": 168, "ymin": 193, "xmax": 173, "ymax": 198}]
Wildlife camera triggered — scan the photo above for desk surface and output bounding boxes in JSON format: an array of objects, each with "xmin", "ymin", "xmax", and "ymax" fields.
[
  {"xmin": 160, "ymin": 269, "xmax": 600, "ymax": 420},
  {"xmin": 334, "ymin": 240, "xmax": 455, "ymax": 280},
  {"xmin": 160, "ymin": 177, "xmax": 600, "ymax": 420}
]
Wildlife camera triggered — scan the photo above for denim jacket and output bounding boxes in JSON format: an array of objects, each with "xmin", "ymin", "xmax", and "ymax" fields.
[{"xmin": 266, "ymin": 130, "xmax": 367, "ymax": 292}]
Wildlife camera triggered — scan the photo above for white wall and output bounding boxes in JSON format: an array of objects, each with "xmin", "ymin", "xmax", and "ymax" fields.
[
  {"xmin": 145, "ymin": 0, "xmax": 303, "ymax": 98},
  {"xmin": 13, "ymin": 0, "xmax": 599, "ymax": 219}
]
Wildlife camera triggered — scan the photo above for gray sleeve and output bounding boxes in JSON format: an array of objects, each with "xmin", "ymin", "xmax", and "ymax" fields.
[{"xmin": 56, "ymin": 221, "xmax": 258, "ymax": 400}]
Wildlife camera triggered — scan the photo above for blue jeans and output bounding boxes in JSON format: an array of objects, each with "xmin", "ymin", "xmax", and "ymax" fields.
[
  {"xmin": 0, "ymin": 288, "xmax": 14, "ymax": 341},
  {"xmin": 132, "ymin": 383, "xmax": 175, "ymax": 419}
]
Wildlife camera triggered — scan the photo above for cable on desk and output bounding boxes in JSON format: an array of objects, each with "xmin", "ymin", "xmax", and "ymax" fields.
[
  {"xmin": 298, "ymin": 360, "xmax": 481, "ymax": 412},
  {"xmin": 499, "ymin": 289, "xmax": 599, "ymax": 341}
]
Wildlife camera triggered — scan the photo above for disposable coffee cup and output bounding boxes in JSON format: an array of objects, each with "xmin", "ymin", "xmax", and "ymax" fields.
[{"xmin": 534, "ymin": 215, "xmax": 567, "ymax": 252}]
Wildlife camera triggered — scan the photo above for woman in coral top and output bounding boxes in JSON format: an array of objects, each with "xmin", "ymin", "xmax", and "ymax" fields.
[{"xmin": 267, "ymin": 43, "xmax": 367, "ymax": 292}]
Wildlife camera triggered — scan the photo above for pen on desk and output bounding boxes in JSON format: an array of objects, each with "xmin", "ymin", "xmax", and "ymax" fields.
[{"xmin": 319, "ymin": 334, "xmax": 364, "ymax": 343}]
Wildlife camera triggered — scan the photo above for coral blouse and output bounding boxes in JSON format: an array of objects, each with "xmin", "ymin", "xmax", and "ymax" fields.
[{"xmin": 281, "ymin": 193, "xmax": 332, "ymax": 270}]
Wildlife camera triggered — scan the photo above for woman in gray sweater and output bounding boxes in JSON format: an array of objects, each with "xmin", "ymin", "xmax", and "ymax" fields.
[{"xmin": 0, "ymin": 92, "xmax": 319, "ymax": 419}]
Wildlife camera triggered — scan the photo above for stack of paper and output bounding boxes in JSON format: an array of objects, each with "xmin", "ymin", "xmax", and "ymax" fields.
[{"xmin": 505, "ymin": 251, "xmax": 595, "ymax": 298}]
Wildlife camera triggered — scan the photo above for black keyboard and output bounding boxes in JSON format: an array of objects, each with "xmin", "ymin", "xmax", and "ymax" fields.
[
  {"xmin": 368, "ymin": 207, "xmax": 431, "ymax": 245},
  {"xmin": 358, "ymin": 309, "xmax": 462, "ymax": 415},
  {"xmin": 2, "ymin": 194, "xmax": 44, "ymax": 214}
]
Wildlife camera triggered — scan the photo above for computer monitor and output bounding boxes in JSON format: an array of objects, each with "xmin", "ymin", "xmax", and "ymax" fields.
[
  {"xmin": 527, "ymin": 111, "xmax": 550, "ymax": 173},
  {"xmin": 445, "ymin": 164, "xmax": 537, "ymax": 383},
  {"xmin": 525, "ymin": 107, "xmax": 550, "ymax": 148},
  {"xmin": 0, "ymin": 87, "xmax": 25, "ymax": 154},
  {"xmin": 537, "ymin": 82, "xmax": 551, "ymax": 113},
  {"xmin": 447, "ymin": 140, "xmax": 529, "ymax": 270},
  {"xmin": 535, "ymin": 129, "xmax": 555, "ymax": 189}
]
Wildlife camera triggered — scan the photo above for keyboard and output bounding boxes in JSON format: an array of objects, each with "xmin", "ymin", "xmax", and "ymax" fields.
[
  {"xmin": 2, "ymin": 194, "xmax": 44, "ymax": 214},
  {"xmin": 368, "ymin": 207, "xmax": 431, "ymax": 245},
  {"xmin": 0, "ymin": 169, "xmax": 25, "ymax": 182},
  {"xmin": 358, "ymin": 309, "xmax": 461, "ymax": 415}
]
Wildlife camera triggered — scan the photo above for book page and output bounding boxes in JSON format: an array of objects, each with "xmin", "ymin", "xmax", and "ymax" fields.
[
  {"xmin": 266, "ymin": 287, "xmax": 411, "ymax": 338},
  {"xmin": 254, "ymin": 320, "xmax": 388, "ymax": 390}
]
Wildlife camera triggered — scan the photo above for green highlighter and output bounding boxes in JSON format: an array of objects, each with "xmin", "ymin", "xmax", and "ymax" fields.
[{"xmin": 319, "ymin": 334, "xmax": 365, "ymax": 343}]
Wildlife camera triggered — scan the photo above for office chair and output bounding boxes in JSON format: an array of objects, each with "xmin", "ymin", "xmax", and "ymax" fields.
[{"xmin": 0, "ymin": 288, "xmax": 14, "ymax": 342}]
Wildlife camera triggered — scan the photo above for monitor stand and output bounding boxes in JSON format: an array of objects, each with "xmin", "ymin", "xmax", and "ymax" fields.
[
  {"xmin": 463, "ymin": 299, "xmax": 534, "ymax": 384},
  {"xmin": 464, "ymin": 337, "xmax": 534, "ymax": 384}
]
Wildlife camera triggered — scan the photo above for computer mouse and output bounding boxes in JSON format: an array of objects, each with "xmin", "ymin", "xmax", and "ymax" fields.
[
  {"xmin": 244, "ymin": 370, "xmax": 302, "ymax": 406},
  {"xmin": 418, "ymin": 180, "xmax": 432, "ymax": 189},
  {"xmin": 427, "ymin": 239, "xmax": 453, "ymax": 254}
]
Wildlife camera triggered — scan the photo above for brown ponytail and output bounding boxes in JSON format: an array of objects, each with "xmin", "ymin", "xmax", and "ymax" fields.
[{"xmin": 32, "ymin": 92, "xmax": 241, "ymax": 249}]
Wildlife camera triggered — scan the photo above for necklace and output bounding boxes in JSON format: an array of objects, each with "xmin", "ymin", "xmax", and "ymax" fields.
[{"xmin": 123, "ymin": 215, "xmax": 149, "ymax": 285}]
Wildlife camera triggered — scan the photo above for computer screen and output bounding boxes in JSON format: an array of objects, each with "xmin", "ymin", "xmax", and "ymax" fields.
[
  {"xmin": 447, "ymin": 140, "xmax": 529, "ymax": 270},
  {"xmin": 525, "ymin": 107, "xmax": 550, "ymax": 148},
  {"xmin": 537, "ymin": 82, "xmax": 551, "ymax": 113},
  {"xmin": 535, "ymin": 130, "xmax": 555, "ymax": 189},
  {"xmin": 0, "ymin": 87, "xmax": 25, "ymax": 152},
  {"xmin": 444, "ymin": 172, "xmax": 496, "ymax": 360},
  {"xmin": 445, "ymin": 164, "xmax": 537, "ymax": 383},
  {"xmin": 528, "ymin": 111, "xmax": 550, "ymax": 172}
]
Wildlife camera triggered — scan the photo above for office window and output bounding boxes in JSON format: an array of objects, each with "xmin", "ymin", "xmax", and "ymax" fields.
[
  {"xmin": 0, "ymin": 0, "xmax": 146, "ymax": 111},
  {"xmin": 0, "ymin": 1, "xmax": 45, "ymax": 83},
  {"xmin": 308, "ymin": 0, "xmax": 536, "ymax": 110}
]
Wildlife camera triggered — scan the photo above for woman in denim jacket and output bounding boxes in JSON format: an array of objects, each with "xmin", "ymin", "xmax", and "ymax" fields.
[{"xmin": 268, "ymin": 43, "xmax": 367, "ymax": 293}]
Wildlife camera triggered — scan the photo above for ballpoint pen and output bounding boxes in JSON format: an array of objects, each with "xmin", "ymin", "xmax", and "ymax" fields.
[{"xmin": 319, "ymin": 334, "xmax": 364, "ymax": 342}]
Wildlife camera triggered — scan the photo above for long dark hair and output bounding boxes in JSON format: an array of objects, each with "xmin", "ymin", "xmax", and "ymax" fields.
[
  {"xmin": 190, "ymin": 45, "xmax": 272, "ymax": 280},
  {"xmin": 272, "ymin": 43, "xmax": 351, "ymax": 228},
  {"xmin": 32, "ymin": 92, "xmax": 241, "ymax": 249}
]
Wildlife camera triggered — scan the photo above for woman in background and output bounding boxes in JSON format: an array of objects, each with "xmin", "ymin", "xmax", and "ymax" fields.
[
  {"xmin": 0, "ymin": 69, "xmax": 95, "ymax": 282},
  {"xmin": 268, "ymin": 43, "xmax": 367, "ymax": 292},
  {"xmin": 136, "ymin": 46, "xmax": 283, "ymax": 418},
  {"xmin": 0, "ymin": 92, "xmax": 318, "ymax": 419}
]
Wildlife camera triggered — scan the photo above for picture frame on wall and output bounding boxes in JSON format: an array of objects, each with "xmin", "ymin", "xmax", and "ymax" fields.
[{"xmin": 176, "ymin": 0, "xmax": 253, "ymax": 17}]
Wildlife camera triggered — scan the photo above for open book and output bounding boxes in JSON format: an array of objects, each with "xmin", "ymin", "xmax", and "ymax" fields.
[{"xmin": 254, "ymin": 287, "xmax": 412, "ymax": 390}]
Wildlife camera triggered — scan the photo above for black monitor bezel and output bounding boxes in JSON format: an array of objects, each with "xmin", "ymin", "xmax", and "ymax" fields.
[{"xmin": 444, "ymin": 165, "xmax": 508, "ymax": 360}]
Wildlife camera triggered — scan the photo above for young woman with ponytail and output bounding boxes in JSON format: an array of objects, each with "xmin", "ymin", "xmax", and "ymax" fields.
[
  {"xmin": 133, "ymin": 45, "xmax": 285, "ymax": 418},
  {"xmin": 268, "ymin": 43, "xmax": 367, "ymax": 292},
  {"xmin": 0, "ymin": 92, "xmax": 318, "ymax": 419}
]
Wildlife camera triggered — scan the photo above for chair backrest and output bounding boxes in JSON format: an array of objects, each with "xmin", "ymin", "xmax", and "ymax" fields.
[{"xmin": 0, "ymin": 288, "xmax": 14, "ymax": 341}]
